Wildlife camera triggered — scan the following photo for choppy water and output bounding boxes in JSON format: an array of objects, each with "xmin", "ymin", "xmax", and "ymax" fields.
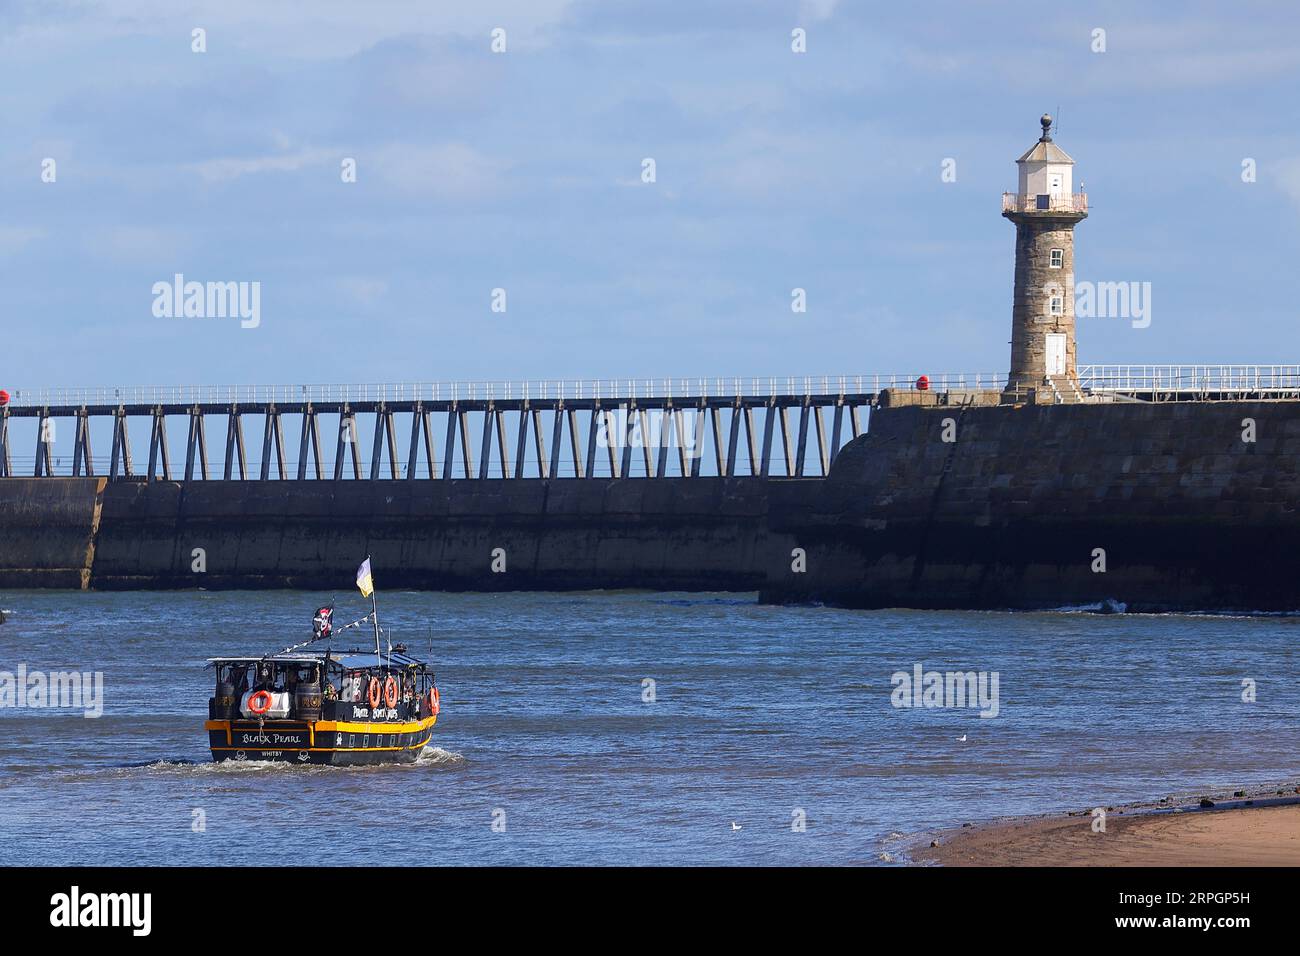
[{"xmin": 1, "ymin": 590, "xmax": 1298, "ymax": 865}]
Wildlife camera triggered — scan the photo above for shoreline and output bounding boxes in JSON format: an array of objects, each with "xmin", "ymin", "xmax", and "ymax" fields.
[{"xmin": 912, "ymin": 781, "xmax": 1300, "ymax": 866}]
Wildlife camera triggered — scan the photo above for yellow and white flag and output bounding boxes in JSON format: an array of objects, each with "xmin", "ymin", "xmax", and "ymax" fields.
[{"xmin": 356, "ymin": 558, "xmax": 374, "ymax": 598}]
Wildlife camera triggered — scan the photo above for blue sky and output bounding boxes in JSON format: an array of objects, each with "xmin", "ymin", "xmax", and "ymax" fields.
[{"xmin": 2, "ymin": 0, "xmax": 1299, "ymax": 390}]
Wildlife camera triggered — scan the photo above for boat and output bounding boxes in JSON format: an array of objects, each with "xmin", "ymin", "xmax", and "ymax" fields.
[{"xmin": 204, "ymin": 558, "xmax": 441, "ymax": 765}]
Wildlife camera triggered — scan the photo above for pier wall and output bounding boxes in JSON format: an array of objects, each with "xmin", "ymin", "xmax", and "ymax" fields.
[
  {"xmin": 3, "ymin": 400, "xmax": 1300, "ymax": 612},
  {"xmin": 0, "ymin": 476, "xmax": 799, "ymax": 591},
  {"xmin": 0, "ymin": 478, "xmax": 104, "ymax": 589},
  {"xmin": 761, "ymin": 400, "xmax": 1300, "ymax": 611}
]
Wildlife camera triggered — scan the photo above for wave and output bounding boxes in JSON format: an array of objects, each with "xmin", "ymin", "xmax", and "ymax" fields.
[{"xmin": 416, "ymin": 746, "xmax": 466, "ymax": 766}]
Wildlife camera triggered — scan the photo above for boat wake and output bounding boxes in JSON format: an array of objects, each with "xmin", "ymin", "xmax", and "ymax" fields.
[{"xmin": 416, "ymin": 746, "xmax": 465, "ymax": 767}]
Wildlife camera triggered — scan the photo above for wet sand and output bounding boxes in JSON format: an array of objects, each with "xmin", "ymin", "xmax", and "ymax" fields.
[{"xmin": 914, "ymin": 789, "xmax": 1300, "ymax": 866}]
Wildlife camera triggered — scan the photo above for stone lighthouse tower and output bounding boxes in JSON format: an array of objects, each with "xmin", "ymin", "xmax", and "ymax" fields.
[{"xmin": 1002, "ymin": 114, "xmax": 1087, "ymax": 394}]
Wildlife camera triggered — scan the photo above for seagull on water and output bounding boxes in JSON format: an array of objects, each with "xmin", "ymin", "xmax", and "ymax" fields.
[
  {"xmin": 956, "ymin": 734, "xmax": 967, "ymax": 742},
  {"xmin": 731, "ymin": 822, "xmax": 742, "ymax": 831}
]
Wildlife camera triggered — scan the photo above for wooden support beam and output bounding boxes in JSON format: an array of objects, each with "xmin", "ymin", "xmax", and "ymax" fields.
[
  {"xmin": 744, "ymin": 406, "xmax": 759, "ymax": 476},
  {"xmin": 531, "ymin": 408, "xmax": 548, "ymax": 479},
  {"xmin": 335, "ymin": 409, "xmax": 360, "ymax": 480},
  {"xmin": 420, "ymin": 408, "xmax": 435, "ymax": 479},
  {"xmin": 156, "ymin": 413, "xmax": 171, "ymax": 480},
  {"xmin": 675, "ymin": 408, "xmax": 688, "ymax": 477},
  {"xmin": 760, "ymin": 402, "xmax": 776, "ymax": 477},
  {"xmin": 584, "ymin": 406, "xmax": 599, "ymax": 478},
  {"xmin": 232, "ymin": 409, "xmax": 247, "ymax": 479},
  {"xmin": 34, "ymin": 411, "xmax": 48, "ymax": 477},
  {"xmin": 794, "ymin": 402, "xmax": 810, "ymax": 477},
  {"xmin": 384, "ymin": 409, "xmax": 398, "ymax": 479},
  {"xmin": 146, "ymin": 410, "xmax": 160, "ymax": 482},
  {"xmin": 42, "ymin": 414, "xmax": 55, "ymax": 476},
  {"xmin": 196, "ymin": 410, "xmax": 209, "ymax": 479},
  {"xmin": 829, "ymin": 401, "xmax": 845, "ymax": 467},
  {"xmin": 273, "ymin": 410, "xmax": 287, "ymax": 479},
  {"xmin": 655, "ymin": 406, "xmax": 670, "ymax": 479},
  {"xmin": 478, "ymin": 405, "xmax": 494, "ymax": 479},
  {"xmin": 549, "ymin": 406, "xmax": 564, "ymax": 479},
  {"xmin": 85, "ymin": 408, "xmax": 98, "ymax": 476},
  {"xmin": 308, "ymin": 413, "xmax": 321, "ymax": 481},
  {"xmin": 406, "ymin": 405, "xmax": 422, "ymax": 480},
  {"xmin": 0, "ymin": 410, "xmax": 9, "ymax": 477},
  {"xmin": 369, "ymin": 407, "xmax": 385, "ymax": 481},
  {"xmin": 73, "ymin": 411, "xmax": 86, "ymax": 477},
  {"xmin": 442, "ymin": 406, "xmax": 458, "ymax": 479},
  {"xmin": 639, "ymin": 408, "xmax": 653, "ymax": 477},
  {"xmin": 333, "ymin": 410, "xmax": 348, "ymax": 481},
  {"xmin": 513, "ymin": 406, "xmax": 528, "ymax": 479},
  {"xmin": 711, "ymin": 406, "xmax": 726, "ymax": 477},
  {"xmin": 618, "ymin": 405, "xmax": 633, "ymax": 479},
  {"xmin": 458, "ymin": 407, "xmax": 473, "ymax": 478},
  {"xmin": 121, "ymin": 411, "xmax": 135, "ymax": 477},
  {"xmin": 568, "ymin": 408, "xmax": 584, "ymax": 478},
  {"xmin": 224, "ymin": 408, "xmax": 237, "ymax": 480},
  {"xmin": 813, "ymin": 404, "xmax": 829, "ymax": 476},
  {"xmin": 605, "ymin": 407, "xmax": 620, "ymax": 478},
  {"xmin": 298, "ymin": 407, "xmax": 312, "ymax": 480},
  {"xmin": 260, "ymin": 408, "xmax": 275, "ymax": 481},
  {"xmin": 779, "ymin": 406, "xmax": 794, "ymax": 476},
  {"xmin": 725, "ymin": 403, "xmax": 741, "ymax": 478},
  {"xmin": 185, "ymin": 408, "xmax": 199, "ymax": 481},
  {"xmin": 495, "ymin": 408, "xmax": 510, "ymax": 478},
  {"xmin": 690, "ymin": 406, "xmax": 704, "ymax": 478},
  {"xmin": 109, "ymin": 408, "xmax": 124, "ymax": 480}
]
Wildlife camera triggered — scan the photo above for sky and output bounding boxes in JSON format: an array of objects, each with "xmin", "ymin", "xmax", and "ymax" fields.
[{"xmin": 2, "ymin": 0, "xmax": 1299, "ymax": 391}]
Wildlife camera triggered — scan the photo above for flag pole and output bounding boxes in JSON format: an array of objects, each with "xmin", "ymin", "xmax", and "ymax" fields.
[{"xmin": 367, "ymin": 555, "xmax": 382, "ymax": 667}]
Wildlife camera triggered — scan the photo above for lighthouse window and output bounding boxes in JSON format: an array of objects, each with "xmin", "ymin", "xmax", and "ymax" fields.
[
  {"xmin": 1049, "ymin": 248, "xmax": 1063, "ymax": 268},
  {"xmin": 1048, "ymin": 294, "xmax": 1064, "ymax": 316}
]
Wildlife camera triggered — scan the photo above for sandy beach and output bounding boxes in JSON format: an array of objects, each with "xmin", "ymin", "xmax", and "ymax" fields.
[{"xmin": 915, "ymin": 790, "xmax": 1300, "ymax": 866}]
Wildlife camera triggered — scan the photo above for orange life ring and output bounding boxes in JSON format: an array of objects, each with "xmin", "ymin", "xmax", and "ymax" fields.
[
  {"xmin": 383, "ymin": 676, "xmax": 399, "ymax": 709},
  {"xmin": 366, "ymin": 677, "xmax": 381, "ymax": 710},
  {"xmin": 428, "ymin": 686, "xmax": 440, "ymax": 716},
  {"xmin": 248, "ymin": 690, "xmax": 273, "ymax": 715}
]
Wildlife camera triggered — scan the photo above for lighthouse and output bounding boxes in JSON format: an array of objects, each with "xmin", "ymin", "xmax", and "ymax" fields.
[{"xmin": 1002, "ymin": 114, "xmax": 1087, "ymax": 395}]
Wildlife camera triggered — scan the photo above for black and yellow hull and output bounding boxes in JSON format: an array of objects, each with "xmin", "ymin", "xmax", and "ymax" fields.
[{"xmin": 206, "ymin": 715, "xmax": 437, "ymax": 766}]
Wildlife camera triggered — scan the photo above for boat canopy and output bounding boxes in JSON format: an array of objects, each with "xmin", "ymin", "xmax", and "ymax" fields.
[{"xmin": 206, "ymin": 649, "xmax": 428, "ymax": 669}]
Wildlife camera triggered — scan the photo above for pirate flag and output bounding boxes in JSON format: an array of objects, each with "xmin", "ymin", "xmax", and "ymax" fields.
[{"xmin": 312, "ymin": 603, "xmax": 334, "ymax": 639}]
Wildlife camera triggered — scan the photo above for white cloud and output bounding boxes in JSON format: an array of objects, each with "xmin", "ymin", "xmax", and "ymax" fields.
[
  {"xmin": 189, "ymin": 147, "xmax": 337, "ymax": 184},
  {"xmin": 1, "ymin": 0, "xmax": 579, "ymax": 60},
  {"xmin": 1276, "ymin": 158, "xmax": 1300, "ymax": 212},
  {"xmin": 336, "ymin": 276, "xmax": 389, "ymax": 308},
  {"xmin": 83, "ymin": 225, "xmax": 191, "ymax": 263},
  {"xmin": 369, "ymin": 142, "xmax": 511, "ymax": 200},
  {"xmin": 0, "ymin": 225, "xmax": 46, "ymax": 253},
  {"xmin": 800, "ymin": 0, "xmax": 840, "ymax": 21}
]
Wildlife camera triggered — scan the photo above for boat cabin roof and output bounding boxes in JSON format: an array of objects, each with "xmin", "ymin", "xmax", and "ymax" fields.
[{"xmin": 206, "ymin": 649, "xmax": 428, "ymax": 669}]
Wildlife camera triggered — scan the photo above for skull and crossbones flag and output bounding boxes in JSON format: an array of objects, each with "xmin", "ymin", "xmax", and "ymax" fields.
[{"xmin": 313, "ymin": 603, "xmax": 334, "ymax": 638}]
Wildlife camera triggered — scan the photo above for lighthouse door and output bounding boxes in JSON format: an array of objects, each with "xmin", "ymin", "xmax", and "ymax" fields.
[{"xmin": 1045, "ymin": 334, "xmax": 1067, "ymax": 376}]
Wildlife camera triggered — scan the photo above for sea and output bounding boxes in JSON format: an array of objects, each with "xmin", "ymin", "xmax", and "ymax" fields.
[{"xmin": 1, "ymin": 590, "xmax": 1297, "ymax": 865}]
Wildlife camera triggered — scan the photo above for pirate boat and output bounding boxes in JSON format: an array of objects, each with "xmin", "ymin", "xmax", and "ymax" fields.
[{"xmin": 204, "ymin": 559, "xmax": 441, "ymax": 765}]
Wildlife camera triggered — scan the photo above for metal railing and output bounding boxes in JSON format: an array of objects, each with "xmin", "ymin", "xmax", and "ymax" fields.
[
  {"xmin": 1001, "ymin": 192, "xmax": 1088, "ymax": 214},
  {"xmin": 7, "ymin": 366, "xmax": 1300, "ymax": 411},
  {"xmin": 0, "ymin": 373, "xmax": 1011, "ymax": 409},
  {"xmin": 1078, "ymin": 365, "xmax": 1300, "ymax": 395}
]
